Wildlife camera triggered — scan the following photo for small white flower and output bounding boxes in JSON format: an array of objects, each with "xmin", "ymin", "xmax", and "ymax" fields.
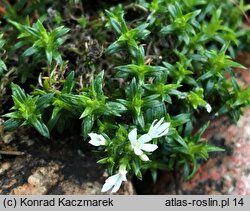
[
  {"xmin": 148, "ymin": 118, "xmax": 170, "ymax": 139},
  {"xmin": 88, "ymin": 133, "xmax": 107, "ymax": 146},
  {"xmin": 129, "ymin": 128, "xmax": 158, "ymax": 161},
  {"xmin": 101, "ymin": 169, "xmax": 127, "ymax": 193},
  {"xmin": 205, "ymin": 103, "xmax": 212, "ymax": 113},
  {"xmin": 139, "ymin": 154, "xmax": 150, "ymax": 162}
]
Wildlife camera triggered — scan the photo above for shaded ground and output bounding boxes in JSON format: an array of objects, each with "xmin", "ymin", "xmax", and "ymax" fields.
[{"xmin": 0, "ymin": 128, "xmax": 135, "ymax": 195}]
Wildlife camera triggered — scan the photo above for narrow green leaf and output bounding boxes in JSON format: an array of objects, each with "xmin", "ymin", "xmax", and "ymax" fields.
[
  {"xmin": 4, "ymin": 119, "xmax": 23, "ymax": 131},
  {"xmin": 48, "ymin": 107, "xmax": 61, "ymax": 131},
  {"xmin": 93, "ymin": 71, "xmax": 104, "ymax": 98},
  {"xmin": 80, "ymin": 107, "xmax": 94, "ymax": 119},
  {"xmin": 62, "ymin": 71, "xmax": 75, "ymax": 94},
  {"xmin": 206, "ymin": 144, "xmax": 225, "ymax": 152},
  {"xmin": 46, "ymin": 50, "xmax": 53, "ymax": 65},
  {"xmin": 11, "ymin": 83, "xmax": 26, "ymax": 103},
  {"xmin": 105, "ymin": 40, "xmax": 124, "ymax": 54},
  {"xmin": 30, "ymin": 117, "xmax": 50, "ymax": 138},
  {"xmin": 36, "ymin": 93, "xmax": 53, "ymax": 111},
  {"xmin": 82, "ymin": 114, "xmax": 95, "ymax": 140},
  {"xmin": 97, "ymin": 157, "xmax": 109, "ymax": 164},
  {"xmin": 23, "ymin": 46, "xmax": 39, "ymax": 57},
  {"xmin": 193, "ymin": 122, "xmax": 209, "ymax": 143},
  {"xmin": 171, "ymin": 114, "xmax": 191, "ymax": 127},
  {"xmin": 2, "ymin": 111, "xmax": 22, "ymax": 119}
]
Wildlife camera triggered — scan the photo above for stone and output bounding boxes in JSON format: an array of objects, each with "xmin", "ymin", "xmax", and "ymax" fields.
[
  {"xmin": 2, "ymin": 179, "xmax": 16, "ymax": 189},
  {"xmin": 58, "ymin": 173, "xmax": 135, "ymax": 195},
  {"xmin": 27, "ymin": 162, "xmax": 60, "ymax": 187},
  {"xmin": 154, "ymin": 109, "xmax": 250, "ymax": 195},
  {"xmin": 2, "ymin": 132, "xmax": 16, "ymax": 144},
  {"xmin": 0, "ymin": 132, "xmax": 136, "ymax": 195},
  {"xmin": 0, "ymin": 162, "xmax": 11, "ymax": 174},
  {"xmin": 11, "ymin": 162, "xmax": 60, "ymax": 195},
  {"xmin": 12, "ymin": 183, "xmax": 47, "ymax": 195}
]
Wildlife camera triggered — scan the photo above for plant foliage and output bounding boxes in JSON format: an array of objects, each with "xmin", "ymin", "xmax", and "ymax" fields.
[{"xmin": 1, "ymin": 0, "xmax": 250, "ymax": 191}]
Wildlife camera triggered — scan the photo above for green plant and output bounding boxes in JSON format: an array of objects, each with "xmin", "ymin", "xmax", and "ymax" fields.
[
  {"xmin": 1, "ymin": 0, "xmax": 48, "ymax": 24},
  {"xmin": 3, "ymin": 83, "xmax": 53, "ymax": 138},
  {"xmin": 0, "ymin": 33, "xmax": 7, "ymax": 76},
  {"xmin": 9, "ymin": 18, "xmax": 69, "ymax": 65},
  {"xmin": 105, "ymin": 5, "xmax": 150, "ymax": 58},
  {"xmin": 1, "ymin": 0, "xmax": 250, "ymax": 193},
  {"xmin": 58, "ymin": 70, "xmax": 127, "ymax": 139}
]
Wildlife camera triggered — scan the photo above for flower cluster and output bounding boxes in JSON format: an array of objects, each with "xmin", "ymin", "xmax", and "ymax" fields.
[
  {"xmin": 129, "ymin": 118, "xmax": 170, "ymax": 161},
  {"xmin": 88, "ymin": 118, "xmax": 170, "ymax": 193}
]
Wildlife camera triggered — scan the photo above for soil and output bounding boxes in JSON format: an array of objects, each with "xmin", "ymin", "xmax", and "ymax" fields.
[{"xmin": 0, "ymin": 128, "xmax": 135, "ymax": 195}]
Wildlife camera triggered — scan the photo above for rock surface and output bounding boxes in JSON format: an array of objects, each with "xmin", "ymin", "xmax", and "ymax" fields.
[
  {"xmin": 149, "ymin": 109, "xmax": 250, "ymax": 195},
  {"xmin": 0, "ymin": 130, "xmax": 135, "ymax": 195},
  {"xmin": 182, "ymin": 109, "xmax": 250, "ymax": 195}
]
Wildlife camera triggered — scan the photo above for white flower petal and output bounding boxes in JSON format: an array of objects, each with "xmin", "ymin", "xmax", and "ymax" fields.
[
  {"xmin": 105, "ymin": 174, "xmax": 119, "ymax": 185},
  {"xmin": 205, "ymin": 103, "xmax": 212, "ymax": 113},
  {"xmin": 138, "ymin": 134, "xmax": 152, "ymax": 144},
  {"xmin": 149, "ymin": 119, "xmax": 157, "ymax": 130},
  {"xmin": 158, "ymin": 122, "xmax": 170, "ymax": 131},
  {"xmin": 148, "ymin": 119, "xmax": 170, "ymax": 138},
  {"xmin": 88, "ymin": 133, "xmax": 106, "ymax": 146},
  {"xmin": 140, "ymin": 143, "xmax": 158, "ymax": 152},
  {"xmin": 88, "ymin": 133, "xmax": 101, "ymax": 141},
  {"xmin": 111, "ymin": 176, "xmax": 123, "ymax": 193},
  {"xmin": 140, "ymin": 154, "xmax": 149, "ymax": 161},
  {"xmin": 101, "ymin": 169, "xmax": 127, "ymax": 193},
  {"xmin": 151, "ymin": 118, "xmax": 164, "ymax": 131},
  {"xmin": 156, "ymin": 117, "xmax": 165, "ymax": 126},
  {"xmin": 101, "ymin": 182, "xmax": 113, "ymax": 192},
  {"xmin": 128, "ymin": 128, "xmax": 137, "ymax": 143},
  {"xmin": 88, "ymin": 139, "xmax": 101, "ymax": 146},
  {"xmin": 101, "ymin": 174, "xmax": 120, "ymax": 192},
  {"xmin": 88, "ymin": 133, "xmax": 97, "ymax": 139},
  {"xmin": 102, "ymin": 169, "xmax": 127, "ymax": 193},
  {"xmin": 134, "ymin": 146, "xmax": 143, "ymax": 156},
  {"xmin": 118, "ymin": 170, "xmax": 128, "ymax": 180},
  {"xmin": 156, "ymin": 122, "xmax": 170, "ymax": 137},
  {"xmin": 148, "ymin": 118, "xmax": 162, "ymax": 136}
]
